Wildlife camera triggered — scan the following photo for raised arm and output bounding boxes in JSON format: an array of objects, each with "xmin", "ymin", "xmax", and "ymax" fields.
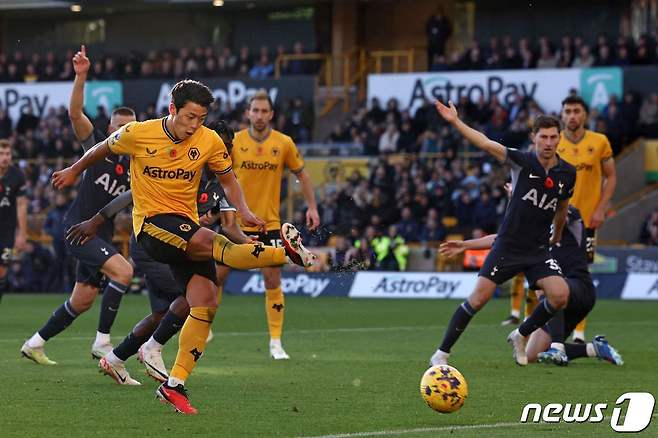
[
  {"xmin": 435, "ymin": 100, "xmax": 507, "ymax": 162},
  {"xmin": 69, "ymin": 45, "xmax": 94, "ymax": 145}
]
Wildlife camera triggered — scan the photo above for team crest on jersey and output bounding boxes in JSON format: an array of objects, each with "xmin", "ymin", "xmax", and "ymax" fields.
[
  {"xmin": 271, "ymin": 147, "xmax": 280, "ymax": 157},
  {"xmin": 188, "ymin": 147, "xmax": 200, "ymax": 161},
  {"xmin": 558, "ymin": 181, "xmax": 564, "ymax": 195},
  {"xmin": 179, "ymin": 224, "xmax": 192, "ymax": 232},
  {"xmin": 588, "ymin": 146, "xmax": 595, "ymax": 154}
]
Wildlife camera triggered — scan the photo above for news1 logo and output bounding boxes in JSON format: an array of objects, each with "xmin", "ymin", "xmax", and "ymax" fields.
[{"xmin": 520, "ymin": 392, "xmax": 655, "ymax": 432}]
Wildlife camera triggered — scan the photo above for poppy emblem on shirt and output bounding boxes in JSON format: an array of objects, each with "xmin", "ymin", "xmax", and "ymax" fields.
[
  {"xmin": 588, "ymin": 146, "xmax": 595, "ymax": 154},
  {"xmin": 544, "ymin": 176, "xmax": 554, "ymax": 189},
  {"xmin": 169, "ymin": 148, "xmax": 177, "ymax": 158},
  {"xmin": 115, "ymin": 164, "xmax": 124, "ymax": 175},
  {"xmin": 199, "ymin": 193, "xmax": 208, "ymax": 203},
  {"xmin": 0, "ymin": 184, "xmax": 3, "ymax": 193}
]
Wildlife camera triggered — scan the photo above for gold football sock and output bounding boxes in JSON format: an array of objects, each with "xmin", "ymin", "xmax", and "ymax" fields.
[
  {"xmin": 265, "ymin": 287, "xmax": 284, "ymax": 340},
  {"xmin": 573, "ymin": 319, "xmax": 587, "ymax": 340},
  {"xmin": 212, "ymin": 234, "xmax": 286, "ymax": 269},
  {"xmin": 524, "ymin": 290, "xmax": 539, "ymax": 319},
  {"xmin": 510, "ymin": 274, "xmax": 525, "ymax": 318},
  {"xmin": 170, "ymin": 307, "xmax": 216, "ymax": 382}
]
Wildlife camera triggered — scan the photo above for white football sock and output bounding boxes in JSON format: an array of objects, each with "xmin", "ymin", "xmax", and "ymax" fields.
[
  {"xmin": 95, "ymin": 331, "xmax": 111, "ymax": 345},
  {"xmin": 27, "ymin": 332, "xmax": 46, "ymax": 348}
]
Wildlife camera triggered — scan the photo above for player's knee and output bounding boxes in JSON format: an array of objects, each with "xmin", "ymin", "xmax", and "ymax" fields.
[
  {"xmin": 70, "ymin": 289, "xmax": 97, "ymax": 312},
  {"xmin": 550, "ymin": 292, "xmax": 568, "ymax": 310},
  {"xmin": 105, "ymin": 257, "xmax": 133, "ymax": 285},
  {"xmin": 150, "ymin": 312, "xmax": 165, "ymax": 326},
  {"xmin": 170, "ymin": 296, "xmax": 190, "ymax": 318},
  {"xmin": 468, "ymin": 289, "xmax": 493, "ymax": 310}
]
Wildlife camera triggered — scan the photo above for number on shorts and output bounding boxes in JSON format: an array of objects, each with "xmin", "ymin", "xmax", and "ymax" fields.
[
  {"xmin": 270, "ymin": 239, "xmax": 283, "ymax": 248},
  {"xmin": 1, "ymin": 248, "xmax": 12, "ymax": 262},
  {"xmin": 545, "ymin": 258, "xmax": 562, "ymax": 274}
]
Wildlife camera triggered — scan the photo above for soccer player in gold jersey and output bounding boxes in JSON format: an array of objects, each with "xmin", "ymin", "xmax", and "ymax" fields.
[
  {"xmin": 216, "ymin": 90, "xmax": 320, "ymax": 360},
  {"xmin": 52, "ymin": 80, "xmax": 316, "ymax": 414},
  {"xmin": 559, "ymin": 95, "xmax": 617, "ymax": 343}
]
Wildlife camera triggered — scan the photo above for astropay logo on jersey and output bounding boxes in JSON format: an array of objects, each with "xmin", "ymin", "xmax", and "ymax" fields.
[{"xmin": 520, "ymin": 392, "xmax": 655, "ymax": 432}]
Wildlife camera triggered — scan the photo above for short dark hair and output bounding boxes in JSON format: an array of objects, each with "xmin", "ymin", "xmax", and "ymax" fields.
[
  {"xmin": 0, "ymin": 139, "xmax": 10, "ymax": 150},
  {"xmin": 170, "ymin": 79, "xmax": 214, "ymax": 110},
  {"xmin": 561, "ymin": 95, "xmax": 589, "ymax": 113},
  {"xmin": 247, "ymin": 89, "xmax": 274, "ymax": 111},
  {"xmin": 532, "ymin": 115, "xmax": 561, "ymax": 134},
  {"xmin": 208, "ymin": 119, "xmax": 234, "ymax": 153},
  {"xmin": 111, "ymin": 106, "xmax": 136, "ymax": 118}
]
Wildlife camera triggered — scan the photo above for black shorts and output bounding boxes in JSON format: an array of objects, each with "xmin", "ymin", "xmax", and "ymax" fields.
[
  {"xmin": 253, "ymin": 229, "xmax": 283, "ymax": 248},
  {"xmin": 585, "ymin": 228, "xmax": 596, "ymax": 264},
  {"xmin": 562, "ymin": 277, "xmax": 596, "ymax": 335},
  {"xmin": 129, "ymin": 235, "xmax": 183, "ymax": 314},
  {"xmin": 479, "ymin": 243, "xmax": 564, "ymax": 287},
  {"xmin": 0, "ymin": 234, "xmax": 15, "ymax": 267},
  {"xmin": 66, "ymin": 234, "xmax": 118, "ymax": 287},
  {"xmin": 138, "ymin": 214, "xmax": 216, "ymax": 290}
]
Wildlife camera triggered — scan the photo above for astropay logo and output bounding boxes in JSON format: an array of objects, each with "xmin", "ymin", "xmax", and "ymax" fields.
[{"xmin": 520, "ymin": 392, "xmax": 655, "ymax": 432}]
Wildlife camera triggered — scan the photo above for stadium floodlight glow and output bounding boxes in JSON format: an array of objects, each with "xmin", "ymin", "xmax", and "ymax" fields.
[
  {"xmin": 213, "ymin": 0, "xmax": 225, "ymax": 6},
  {"xmin": 70, "ymin": 4, "xmax": 81, "ymax": 12}
]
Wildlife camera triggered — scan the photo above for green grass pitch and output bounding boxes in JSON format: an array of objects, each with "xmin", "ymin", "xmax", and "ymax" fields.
[{"xmin": 1, "ymin": 294, "xmax": 657, "ymax": 437}]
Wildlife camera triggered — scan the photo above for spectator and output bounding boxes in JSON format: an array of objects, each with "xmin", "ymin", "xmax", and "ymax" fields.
[
  {"xmin": 426, "ymin": 6, "xmax": 452, "ymax": 67},
  {"xmin": 378, "ymin": 123, "xmax": 399, "ymax": 153},
  {"xmin": 287, "ymin": 42, "xmax": 307, "ymax": 75},
  {"xmin": 639, "ymin": 210, "xmax": 658, "ymax": 246},
  {"xmin": 249, "ymin": 54, "xmax": 274, "ymax": 79},
  {"xmin": 572, "ymin": 45, "xmax": 594, "ymax": 67},
  {"xmin": 395, "ymin": 206, "xmax": 421, "ymax": 242}
]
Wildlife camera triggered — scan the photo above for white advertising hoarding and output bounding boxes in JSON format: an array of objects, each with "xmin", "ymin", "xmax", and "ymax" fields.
[
  {"xmin": 349, "ymin": 272, "xmax": 478, "ymax": 299},
  {"xmin": 0, "ymin": 81, "xmax": 122, "ymax": 126},
  {"xmin": 368, "ymin": 68, "xmax": 582, "ymax": 115},
  {"xmin": 620, "ymin": 273, "xmax": 658, "ymax": 300}
]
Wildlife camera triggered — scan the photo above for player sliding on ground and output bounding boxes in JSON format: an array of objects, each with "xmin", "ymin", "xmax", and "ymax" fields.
[
  {"xmin": 439, "ymin": 205, "xmax": 623, "ymax": 366},
  {"xmin": 52, "ymin": 80, "xmax": 316, "ymax": 414},
  {"xmin": 427, "ymin": 99, "xmax": 576, "ymax": 367}
]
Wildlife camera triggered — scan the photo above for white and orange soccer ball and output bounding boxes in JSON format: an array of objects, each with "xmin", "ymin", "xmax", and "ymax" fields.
[{"xmin": 420, "ymin": 365, "xmax": 468, "ymax": 413}]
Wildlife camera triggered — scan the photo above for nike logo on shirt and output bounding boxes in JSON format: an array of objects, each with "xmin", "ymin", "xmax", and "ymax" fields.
[{"xmin": 529, "ymin": 173, "xmax": 541, "ymax": 179}]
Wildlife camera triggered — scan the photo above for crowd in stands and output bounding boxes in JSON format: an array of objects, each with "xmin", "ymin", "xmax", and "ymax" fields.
[
  {"xmin": 429, "ymin": 33, "xmax": 658, "ymax": 71},
  {"xmin": 0, "ymin": 42, "xmax": 316, "ymax": 83},
  {"xmin": 327, "ymin": 91, "xmax": 658, "ymax": 157}
]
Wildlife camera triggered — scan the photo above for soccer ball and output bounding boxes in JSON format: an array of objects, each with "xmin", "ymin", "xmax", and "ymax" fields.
[{"xmin": 420, "ymin": 365, "xmax": 468, "ymax": 413}]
